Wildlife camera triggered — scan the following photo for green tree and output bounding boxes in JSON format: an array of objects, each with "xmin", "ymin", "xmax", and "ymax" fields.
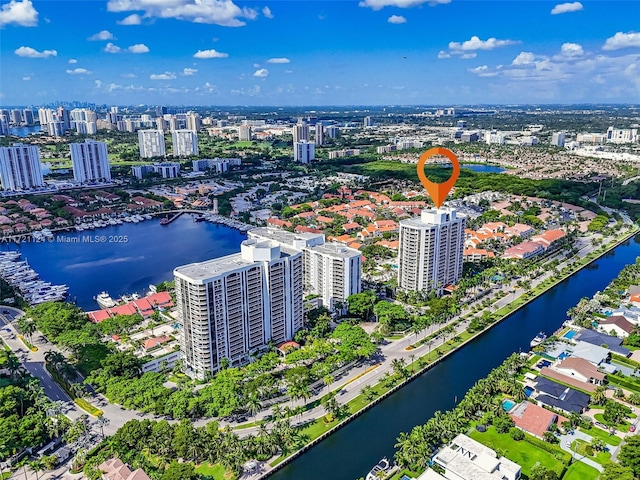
[
  {"xmin": 160, "ymin": 462, "xmax": 198, "ymax": 480},
  {"xmin": 347, "ymin": 291, "xmax": 377, "ymax": 320},
  {"xmin": 618, "ymin": 435, "xmax": 640, "ymax": 476},
  {"xmin": 600, "ymin": 462, "xmax": 635, "ymax": 480}
]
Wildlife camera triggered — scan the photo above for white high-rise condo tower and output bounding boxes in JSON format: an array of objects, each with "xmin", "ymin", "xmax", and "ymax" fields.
[
  {"xmin": 138, "ymin": 129, "xmax": 166, "ymax": 158},
  {"xmin": 175, "ymin": 239, "xmax": 304, "ymax": 379},
  {"xmin": 397, "ymin": 208, "xmax": 465, "ymax": 294},
  {"xmin": 172, "ymin": 130, "xmax": 199, "ymax": 157},
  {"xmin": 0, "ymin": 143, "xmax": 44, "ymax": 191},
  {"xmin": 70, "ymin": 140, "xmax": 111, "ymax": 183},
  {"xmin": 294, "ymin": 141, "xmax": 315, "ymax": 164}
]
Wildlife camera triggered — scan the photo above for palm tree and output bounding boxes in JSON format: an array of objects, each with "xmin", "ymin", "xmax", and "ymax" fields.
[
  {"xmin": 591, "ymin": 385, "xmax": 607, "ymax": 406},
  {"xmin": 5, "ymin": 354, "xmax": 22, "ymax": 381},
  {"xmin": 322, "ymin": 374, "xmax": 334, "ymax": 393},
  {"xmin": 17, "ymin": 318, "xmax": 36, "ymax": 344},
  {"xmin": 96, "ymin": 414, "xmax": 109, "ymax": 438},
  {"xmin": 246, "ymin": 394, "xmax": 261, "ymax": 422},
  {"xmin": 28, "ymin": 459, "xmax": 44, "ymax": 480}
]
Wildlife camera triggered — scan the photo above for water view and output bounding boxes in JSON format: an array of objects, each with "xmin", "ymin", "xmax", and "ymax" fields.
[{"xmin": 2, "ymin": 214, "xmax": 246, "ymax": 310}]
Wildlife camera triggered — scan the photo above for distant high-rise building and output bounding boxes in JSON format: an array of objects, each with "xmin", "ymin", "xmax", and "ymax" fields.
[
  {"xmin": 22, "ymin": 110, "xmax": 34, "ymax": 126},
  {"xmin": 294, "ymin": 141, "xmax": 315, "ymax": 164},
  {"xmin": 0, "ymin": 116, "xmax": 8, "ymax": 136},
  {"xmin": 175, "ymin": 238, "xmax": 304, "ymax": 379},
  {"xmin": 110, "ymin": 106, "xmax": 119, "ymax": 114},
  {"xmin": 156, "ymin": 117, "xmax": 166, "ymax": 131},
  {"xmin": 172, "ymin": 130, "xmax": 199, "ymax": 157},
  {"xmin": 238, "ymin": 125, "xmax": 252, "ymax": 141},
  {"xmin": 186, "ymin": 112, "xmax": 202, "ymax": 132},
  {"xmin": 37, "ymin": 108, "xmax": 55, "ymax": 130},
  {"xmin": 551, "ymin": 132, "xmax": 565, "ymax": 147},
  {"xmin": 398, "ymin": 208, "xmax": 465, "ymax": 294},
  {"xmin": 292, "ymin": 122, "xmax": 310, "ymax": 143},
  {"xmin": 70, "ymin": 140, "xmax": 111, "ymax": 183},
  {"xmin": 363, "ymin": 116, "xmax": 372, "ymax": 127},
  {"xmin": 10, "ymin": 110, "xmax": 22, "ymax": 125},
  {"xmin": 325, "ymin": 126, "xmax": 339, "ymax": 138},
  {"xmin": 168, "ymin": 116, "xmax": 180, "ymax": 132},
  {"xmin": 57, "ymin": 106, "xmax": 70, "ymax": 130},
  {"xmin": 315, "ymin": 122, "xmax": 324, "ymax": 146},
  {"xmin": 606, "ymin": 126, "xmax": 637, "ymax": 144},
  {"xmin": 48, "ymin": 121, "xmax": 65, "ymax": 137},
  {"xmin": 0, "ymin": 143, "xmax": 45, "ymax": 191},
  {"xmin": 138, "ymin": 130, "xmax": 166, "ymax": 158}
]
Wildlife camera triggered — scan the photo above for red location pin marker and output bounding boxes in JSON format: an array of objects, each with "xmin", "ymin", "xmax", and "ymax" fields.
[{"xmin": 416, "ymin": 147, "xmax": 460, "ymax": 209}]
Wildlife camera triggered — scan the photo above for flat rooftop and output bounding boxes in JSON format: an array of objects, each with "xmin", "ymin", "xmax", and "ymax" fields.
[
  {"xmin": 249, "ymin": 226, "xmax": 324, "ymax": 247},
  {"xmin": 311, "ymin": 242, "xmax": 361, "ymax": 258},
  {"xmin": 174, "ymin": 252, "xmax": 253, "ymax": 283}
]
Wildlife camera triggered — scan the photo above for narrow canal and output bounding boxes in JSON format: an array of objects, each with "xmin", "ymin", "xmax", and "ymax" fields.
[{"xmin": 270, "ymin": 234, "xmax": 640, "ymax": 480}]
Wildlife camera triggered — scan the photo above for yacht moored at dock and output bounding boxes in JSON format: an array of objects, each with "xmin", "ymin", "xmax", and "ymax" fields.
[{"xmin": 530, "ymin": 331, "xmax": 547, "ymax": 348}]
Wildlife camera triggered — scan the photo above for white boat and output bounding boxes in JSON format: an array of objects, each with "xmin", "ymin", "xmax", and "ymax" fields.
[
  {"xmin": 144, "ymin": 214, "xmax": 152, "ymax": 220},
  {"xmin": 96, "ymin": 291, "xmax": 117, "ymax": 309},
  {"xmin": 366, "ymin": 458, "xmax": 391, "ymax": 480},
  {"xmin": 530, "ymin": 332, "xmax": 547, "ymax": 348}
]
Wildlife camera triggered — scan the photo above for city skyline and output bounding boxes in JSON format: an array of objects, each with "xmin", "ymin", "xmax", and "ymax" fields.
[{"xmin": 1, "ymin": 1, "xmax": 639, "ymax": 106}]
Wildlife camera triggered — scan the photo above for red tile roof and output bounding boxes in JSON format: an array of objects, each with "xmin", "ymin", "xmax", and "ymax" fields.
[
  {"xmin": 510, "ymin": 402, "xmax": 563, "ymax": 438},
  {"xmin": 143, "ymin": 336, "xmax": 171, "ymax": 350}
]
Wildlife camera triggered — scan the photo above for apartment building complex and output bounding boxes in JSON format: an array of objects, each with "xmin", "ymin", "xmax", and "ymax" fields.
[
  {"xmin": 70, "ymin": 140, "xmax": 111, "ymax": 183},
  {"xmin": 0, "ymin": 143, "xmax": 44, "ymax": 191},
  {"xmin": 248, "ymin": 227, "xmax": 362, "ymax": 311},
  {"xmin": 174, "ymin": 239, "xmax": 303, "ymax": 379},
  {"xmin": 397, "ymin": 208, "xmax": 465, "ymax": 294}
]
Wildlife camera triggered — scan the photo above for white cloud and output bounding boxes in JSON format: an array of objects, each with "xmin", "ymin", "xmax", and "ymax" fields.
[
  {"xmin": 182, "ymin": 67, "xmax": 198, "ymax": 76},
  {"xmin": 267, "ymin": 57, "xmax": 290, "ymax": 64},
  {"xmin": 14, "ymin": 46, "xmax": 57, "ymax": 58},
  {"xmin": 68, "ymin": 58, "xmax": 77, "ymax": 64},
  {"xmin": 253, "ymin": 68, "xmax": 269, "ymax": 78},
  {"xmin": 461, "ymin": 53, "xmax": 477, "ymax": 59},
  {"xmin": 603, "ymin": 32, "xmax": 640, "ymax": 51},
  {"xmin": 106, "ymin": 0, "xmax": 257, "ymax": 27},
  {"xmin": 284, "ymin": 69, "xmax": 292, "ymax": 74},
  {"xmin": 88, "ymin": 30, "xmax": 115, "ymax": 41},
  {"xmin": 66, "ymin": 68, "xmax": 91, "ymax": 75},
  {"xmin": 512, "ymin": 52, "xmax": 536, "ymax": 65},
  {"xmin": 387, "ymin": 15, "xmax": 406, "ymax": 24},
  {"xmin": 22, "ymin": 76, "xmax": 30, "ymax": 80},
  {"xmin": 262, "ymin": 6, "xmax": 273, "ymax": 18},
  {"xmin": 0, "ymin": 0, "xmax": 38, "ymax": 27},
  {"xmin": 550, "ymin": 2, "xmax": 583, "ymax": 15},
  {"xmin": 150, "ymin": 71, "xmax": 176, "ymax": 80},
  {"xmin": 117, "ymin": 13, "xmax": 142, "ymax": 25},
  {"xmin": 468, "ymin": 65, "xmax": 498, "ymax": 77},
  {"xmin": 449, "ymin": 35, "xmax": 520, "ymax": 51},
  {"xmin": 121, "ymin": 73, "xmax": 137, "ymax": 78},
  {"xmin": 253, "ymin": 63, "xmax": 260, "ymax": 68},
  {"xmin": 437, "ymin": 50, "xmax": 451, "ymax": 59},
  {"xmin": 194, "ymin": 49, "xmax": 229, "ymax": 58},
  {"xmin": 95, "ymin": 80, "xmax": 102, "ymax": 88},
  {"xmin": 128, "ymin": 43, "xmax": 149, "ymax": 53},
  {"xmin": 560, "ymin": 42, "xmax": 584, "ymax": 57},
  {"xmin": 104, "ymin": 42, "xmax": 121, "ymax": 53},
  {"xmin": 358, "ymin": 0, "xmax": 449, "ymax": 10}
]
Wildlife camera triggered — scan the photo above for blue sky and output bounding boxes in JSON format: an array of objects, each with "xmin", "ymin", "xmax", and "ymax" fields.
[{"xmin": 1, "ymin": 0, "xmax": 639, "ymax": 106}]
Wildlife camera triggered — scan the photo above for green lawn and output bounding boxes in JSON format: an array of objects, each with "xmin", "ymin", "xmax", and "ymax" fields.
[
  {"xmin": 579, "ymin": 425, "xmax": 622, "ymax": 446},
  {"xmin": 469, "ymin": 427, "xmax": 565, "ymax": 476},
  {"xmin": 594, "ymin": 413, "xmax": 631, "ymax": 432},
  {"xmin": 194, "ymin": 462, "xmax": 237, "ymax": 480},
  {"xmin": 562, "ymin": 461, "xmax": 600, "ymax": 480},
  {"xmin": 572, "ymin": 439, "xmax": 611, "ymax": 465}
]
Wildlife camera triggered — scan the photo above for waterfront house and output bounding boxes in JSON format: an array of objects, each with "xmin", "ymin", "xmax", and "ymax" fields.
[
  {"xmin": 533, "ymin": 377, "xmax": 590, "ymax": 413},
  {"xmin": 553, "ymin": 357, "xmax": 606, "ymax": 385},
  {"xmin": 598, "ymin": 315, "xmax": 635, "ymax": 338},
  {"xmin": 432, "ymin": 434, "xmax": 521, "ymax": 480},
  {"xmin": 509, "ymin": 402, "xmax": 566, "ymax": 438},
  {"xmin": 502, "ymin": 241, "xmax": 544, "ymax": 260},
  {"xmin": 573, "ymin": 330, "xmax": 630, "ymax": 356}
]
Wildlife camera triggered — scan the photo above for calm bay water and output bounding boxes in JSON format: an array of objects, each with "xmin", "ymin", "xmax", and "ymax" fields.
[
  {"xmin": 9, "ymin": 126, "xmax": 42, "ymax": 137},
  {"xmin": 270, "ymin": 234, "xmax": 640, "ymax": 480},
  {"xmin": 2, "ymin": 215, "xmax": 246, "ymax": 310}
]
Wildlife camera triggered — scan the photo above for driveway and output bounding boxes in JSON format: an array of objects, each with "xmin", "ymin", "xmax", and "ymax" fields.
[{"xmin": 559, "ymin": 431, "xmax": 603, "ymax": 472}]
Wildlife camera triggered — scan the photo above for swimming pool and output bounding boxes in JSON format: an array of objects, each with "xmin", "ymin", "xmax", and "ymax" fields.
[
  {"xmin": 563, "ymin": 330, "xmax": 576, "ymax": 339},
  {"xmin": 524, "ymin": 386, "xmax": 534, "ymax": 397},
  {"xmin": 502, "ymin": 399, "xmax": 516, "ymax": 412}
]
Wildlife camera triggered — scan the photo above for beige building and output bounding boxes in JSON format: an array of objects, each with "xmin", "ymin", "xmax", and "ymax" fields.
[
  {"xmin": 175, "ymin": 239, "xmax": 303, "ymax": 379},
  {"xmin": 397, "ymin": 208, "xmax": 465, "ymax": 294}
]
